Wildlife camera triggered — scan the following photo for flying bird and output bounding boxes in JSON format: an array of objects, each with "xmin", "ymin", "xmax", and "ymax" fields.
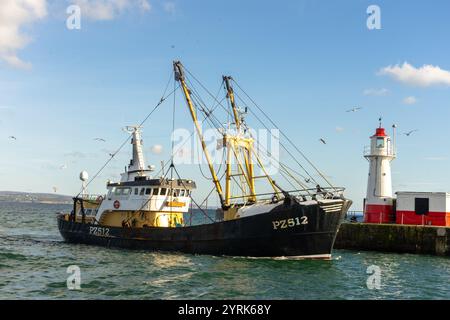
[
  {"xmin": 404, "ymin": 129, "xmax": 419, "ymax": 137},
  {"xmin": 305, "ymin": 178, "xmax": 311, "ymax": 183},
  {"xmin": 9, "ymin": 136, "xmax": 16, "ymax": 140},
  {"xmin": 94, "ymin": 138, "xmax": 106, "ymax": 142},
  {"xmin": 319, "ymin": 138, "xmax": 327, "ymax": 145},
  {"xmin": 346, "ymin": 107, "xmax": 362, "ymax": 113}
]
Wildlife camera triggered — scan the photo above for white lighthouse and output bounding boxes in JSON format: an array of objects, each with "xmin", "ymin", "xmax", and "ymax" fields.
[{"xmin": 363, "ymin": 121, "xmax": 396, "ymax": 223}]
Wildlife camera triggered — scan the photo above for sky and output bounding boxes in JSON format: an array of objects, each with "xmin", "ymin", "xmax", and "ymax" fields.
[{"xmin": 1, "ymin": 0, "xmax": 450, "ymax": 210}]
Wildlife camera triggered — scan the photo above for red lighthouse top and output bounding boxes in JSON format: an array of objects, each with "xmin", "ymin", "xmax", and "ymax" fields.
[{"xmin": 374, "ymin": 127, "xmax": 387, "ymax": 137}]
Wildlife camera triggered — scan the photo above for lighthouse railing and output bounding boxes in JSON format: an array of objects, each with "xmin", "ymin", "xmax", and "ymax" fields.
[{"xmin": 363, "ymin": 145, "xmax": 396, "ymax": 157}]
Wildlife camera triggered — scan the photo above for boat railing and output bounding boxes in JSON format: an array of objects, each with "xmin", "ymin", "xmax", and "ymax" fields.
[
  {"xmin": 77, "ymin": 194, "xmax": 106, "ymax": 202},
  {"xmin": 228, "ymin": 187, "xmax": 346, "ymax": 203}
]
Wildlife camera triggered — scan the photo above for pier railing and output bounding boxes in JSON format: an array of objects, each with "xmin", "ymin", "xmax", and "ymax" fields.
[{"xmin": 345, "ymin": 210, "xmax": 363, "ymax": 222}]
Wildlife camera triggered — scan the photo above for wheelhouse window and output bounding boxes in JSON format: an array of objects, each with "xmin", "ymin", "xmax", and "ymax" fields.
[
  {"xmin": 376, "ymin": 138, "xmax": 385, "ymax": 148},
  {"xmin": 152, "ymin": 188, "xmax": 159, "ymax": 196},
  {"xmin": 114, "ymin": 187, "xmax": 131, "ymax": 196},
  {"xmin": 145, "ymin": 188, "xmax": 151, "ymax": 195},
  {"xmin": 160, "ymin": 188, "xmax": 167, "ymax": 196},
  {"xmin": 140, "ymin": 188, "xmax": 145, "ymax": 195},
  {"xmin": 134, "ymin": 188, "xmax": 138, "ymax": 195},
  {"xmin": 180, "ymin": 190, "xmax": 186, "ymax": 197}
]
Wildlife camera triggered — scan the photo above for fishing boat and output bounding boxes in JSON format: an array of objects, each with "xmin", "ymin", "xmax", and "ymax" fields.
[{"xmin": 57, "ymin": 61, "xmax": 352, "ymax": 259}]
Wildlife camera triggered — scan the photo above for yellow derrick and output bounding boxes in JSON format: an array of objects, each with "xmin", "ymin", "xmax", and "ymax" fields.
[
  {"xmin": 174, "ymin": 62, "xmax": 282, "ymax": 213},
  {"xmin": 174, "ymin": 61, "xmax": 225, "ymax": 208}
]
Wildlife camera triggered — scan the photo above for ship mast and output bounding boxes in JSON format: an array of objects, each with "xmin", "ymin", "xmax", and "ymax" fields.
[
  {"xmin": 128, "ymin": 126, "xmax": 146, "ymax": 173},
  {"xmin": 223, "ymin": 76, "xmax": 281, "ymax": 204},
  {"xmin": 173, "ymin": 61, "xmax": 226, "ymax": 208},
  {"xmin": 120, "ymin": 126, "xmax": 149, "ymax": 182},
  {"xmin": 223, "ymin": 76, "xmax": 255, "ymax": 204}
]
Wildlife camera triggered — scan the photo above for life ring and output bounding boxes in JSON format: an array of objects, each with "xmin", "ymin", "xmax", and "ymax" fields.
[
  {"xmin": 96, "ymin": 195, "xmax": 104, "ymax": 202},
  {"xmin": 113, "ymin": 200, "xmax": 120, "ymax": 209}
]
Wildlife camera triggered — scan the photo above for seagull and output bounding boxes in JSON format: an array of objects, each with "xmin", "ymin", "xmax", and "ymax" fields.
[
  {"xmin": 404, "ymin": 129, "xmax": 419, "ymax": 137},
  {"xmin": 319, "ymin": 138, "xmax": 327, "ymax": 145},
  {"xmin": 94, "ymin": 138, "xmax": 106, "ymax": 142},
  {"xmin": 9, "ymin": 136, "xmax": 16, "ymax": 140},
  {"xmin": 346, "ymin": 107, "xmax": 362, "ymax": 113},
  {"xmin": 305, "ymin": 178, "xmax": 311, "ymax": 183}
]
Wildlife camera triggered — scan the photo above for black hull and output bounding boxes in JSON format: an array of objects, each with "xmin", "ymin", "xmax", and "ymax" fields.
[{"xmin": 58, "ymin": 201, "xmax": 349, "ymax": 258}]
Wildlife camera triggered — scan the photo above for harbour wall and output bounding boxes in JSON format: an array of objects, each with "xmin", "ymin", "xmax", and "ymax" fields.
[{"xmin": 335, "ymin": 222, "xmax": 450, "ymax": 256}]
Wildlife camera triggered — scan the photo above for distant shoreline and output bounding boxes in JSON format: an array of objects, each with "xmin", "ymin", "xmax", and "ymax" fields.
[
  {"xmin": 0, "ymin": 200, "xmax": 72, "ymax": 205},
  {"xmin": 0, "ymin": 191, "xmax": 73, "ymax": 205}
]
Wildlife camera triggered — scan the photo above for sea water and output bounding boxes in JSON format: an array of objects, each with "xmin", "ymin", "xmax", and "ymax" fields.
[{"xmin": 0, "ymin": 202, "xmax": 449, "ymax": 300}]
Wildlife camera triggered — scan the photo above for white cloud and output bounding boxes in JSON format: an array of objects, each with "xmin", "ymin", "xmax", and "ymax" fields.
[
  {"xmin": 0, "ymin": 0, "xmax": 48, "ymax": 69},
  {"xmin": 163, "ymin": 1, "xmax": 175, "ymax": 14},
  {"xmin": 363, "ymin": 88, "xmax": 389, "ymax": 96},
  {"xmin": 72, "ymin": 0, "xmax": 151, "ymax": 21},
  {"xmin": 379, "ymin": 62, "xmax": 450, "ymax": 87},
  {"xmin": 139, "ymin": 0, "xmax": 151, "ymax": 11},
  {"xmin": 0, "ymin": 1, "xmax": 152, "ymax": 68},
  {"xmin": 335, "ymin": 126, "xmax": 344, "ymax": 133},
  {"xmin": 402, "ymin": 96, "xmax": 417, "ymax": 105},
  {"xmin": 73, "ymin": 0, "xmax": 128, "ymax": 20},
  {"xmin": 151, "ymin": 144, "xmax": 163, "ymax": 154}
]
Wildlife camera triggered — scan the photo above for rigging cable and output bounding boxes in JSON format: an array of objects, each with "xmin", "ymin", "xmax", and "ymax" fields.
[
  {"xmin": 75, "ymin": 72, "xmax": 175, "ymax": 198},
  {"xmin": 232, "ymin": 79, "xmax": 337, "ymax": 191},
  {"xmin": 246, "ymin": 129, "xmax": 312, "ymax": 193},
  {"xmin": 183, "ymin": 66, "xmax": 235, "ymax": 121},
  {"xmin": 233, "ymin": 90, "xmax": 321, "ymax": 187},
  {"xmin": 183, "ymin": 65, "xmax": 324, "ymax": 192},
  {"xmin": 185, "ymin": 69, "xmax": 321, "ymax": 198}
]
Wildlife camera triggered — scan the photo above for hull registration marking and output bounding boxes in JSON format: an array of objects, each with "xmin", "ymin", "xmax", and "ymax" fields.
[
  {"xmin": 272, "ymin": 216, "xmax": 308, "ymax": 230},
  {"xmin": 89, "ymin": 226, "xmax": 111, "ymax": 237}
]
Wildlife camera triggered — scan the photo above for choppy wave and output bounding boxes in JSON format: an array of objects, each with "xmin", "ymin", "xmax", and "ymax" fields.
[{"xmin": 0, "ymin": 202, "xmax": 449, "ymax": 300}]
